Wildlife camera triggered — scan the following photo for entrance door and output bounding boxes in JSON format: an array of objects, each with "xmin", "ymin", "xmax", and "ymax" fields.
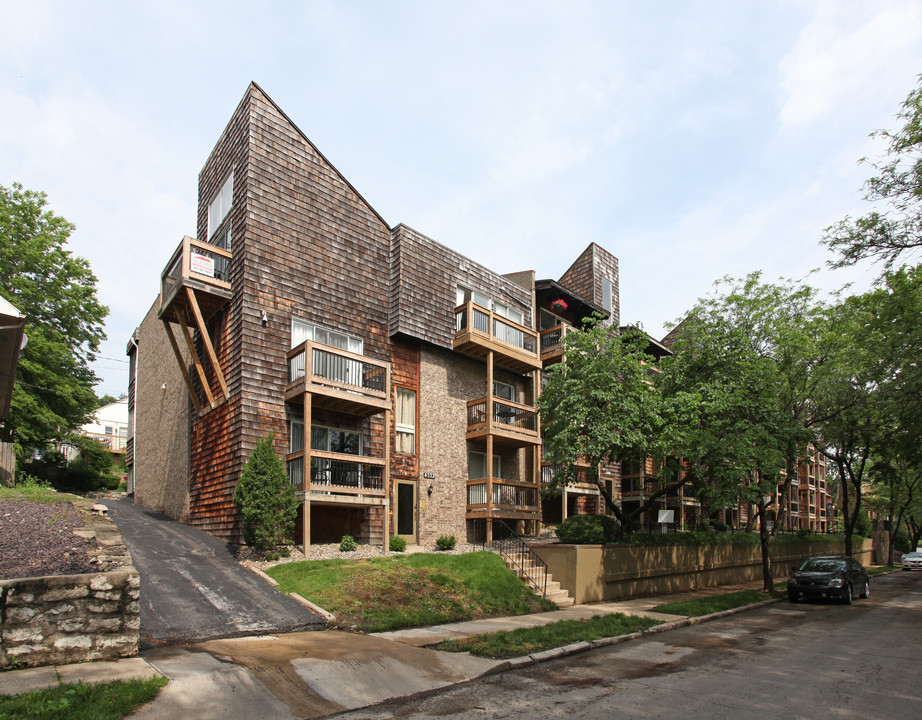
[{"xmin": 396, "ymin": 480, "xmax": 417, "ymax": 544}]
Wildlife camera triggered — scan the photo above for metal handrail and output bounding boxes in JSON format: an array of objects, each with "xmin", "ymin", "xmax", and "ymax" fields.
[{"xmin": 485, "ymin": 520, "xmax": 548, "ymax": 598}]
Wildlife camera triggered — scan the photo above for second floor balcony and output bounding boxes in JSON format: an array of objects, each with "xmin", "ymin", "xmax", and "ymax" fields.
[
  {"xmin": 285, "ymin": 341, "xmax": 391, "ymax": 416},
  {"xmin": 466, "ymin": 397, "xmax": 540, "ymax": 446},
  {"xmin": 539, "ymin": 323, "xmax": 575, "ymax": 364},
  {"xmin": 454, "ymin": 301, "xmax": 541, "ymax": 374},
  {"xmin": 287, "ymin": 451, "xmax": 387, "ymax": 500}
]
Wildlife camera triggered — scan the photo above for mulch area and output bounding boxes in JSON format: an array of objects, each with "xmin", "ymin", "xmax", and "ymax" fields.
[{"xmin": 0, "ymin": 500, "xmax": 97, "ymax": 580}]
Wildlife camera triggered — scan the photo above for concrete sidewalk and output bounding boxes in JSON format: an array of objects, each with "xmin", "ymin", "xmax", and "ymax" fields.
[{"xmin": 0, "ymin": 582, "xmax": 771, "ymax": 719}]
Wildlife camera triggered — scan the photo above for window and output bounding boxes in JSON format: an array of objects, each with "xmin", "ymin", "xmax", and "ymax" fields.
[
  {"xmin": 493, "ymin": 380, "xmax": 515, "ymax": 402},
  {"xmin": 395, "ymin": 388, "xmax": 416, "ymax": 454},
  {"xmin": 602, "ymin": 277, "xmax": 613, "ymax": 317},
  {"xmin": 104, "ymin": 426, "xmax": 114, "ymax": 436},
  {"xmin": 493, "ymin": 301, "xmax": 524, "ymax": 326},
  {"xmin": 207, "ymin": 172, "xmax": 233, "ymax": 239},
  {"xmin": 311, "ymin": 425, "xmax": 363, "ymax": 456},
  {"xmin": 290, "ymin": 420, "xmax": 304, "ymax": 453},
  {"xmin": 456, "ymin": 285, "xmax": 490, "ymax": 309},
  {"xmin": 468, "ymin": 451, "xmax": 501, "ymax": 480},
  {"xmin": 540, "ymin": 309, "xmax": 563, "ymax": 331},
  {"xmin": 291, "ymin": 319, "xmax": 363, "ymax": 353}
]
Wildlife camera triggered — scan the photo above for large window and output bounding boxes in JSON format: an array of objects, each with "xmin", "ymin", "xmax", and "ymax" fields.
[
  {"xmin": 207, "ymin": 172, "xmax": 233, "ymax": 239},
  {"xmin": 311, "ymin": 425, "xmax": 364, "ymax": 455},
  {"xmin": 395, "ymin": 388, "xmax": 416, "ymax": 454},
  {"xmin": 291, "ymin": 319, "xmax": 363, "ymax": 353},
  {"xmin": 493, "ymin": 380, "xmax": 515, "ymax": 402},
  {"xmin": 468, "ymin": 451, "xmax": 501, "ymax": 480}
]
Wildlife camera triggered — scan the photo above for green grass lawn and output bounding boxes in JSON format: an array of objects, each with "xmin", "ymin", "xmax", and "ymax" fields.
[
  {"xmin": 0, "ymin": 677, "xmax": 168, "ymax": 720},
  {"xmin": 0, "ymin": 481, "xmax": 77, "ymax": 504},
  {"xmin": 652, "ymin": 589, "xmax": 772, "ymax": 617},
  {"xmin": 436, "ymin": 613, "xmax": 662, "ymax": 658},
  {"xmin": 267, "ymin": 551, "xmax": 557, "ymax": 632}
]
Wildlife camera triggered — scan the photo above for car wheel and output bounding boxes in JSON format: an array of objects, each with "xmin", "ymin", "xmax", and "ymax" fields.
[
  {"xmin": 843, "ymin": 583, "xmax": 853, "ymax": 605},
  {"xmin": 860, "ymin": 580, "xmax": 870, "ymax": 599}
]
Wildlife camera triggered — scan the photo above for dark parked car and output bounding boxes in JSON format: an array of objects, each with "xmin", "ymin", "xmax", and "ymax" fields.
[{"xmin": 787, "ymin": 555, "xmax": 870, "ymax": 604}]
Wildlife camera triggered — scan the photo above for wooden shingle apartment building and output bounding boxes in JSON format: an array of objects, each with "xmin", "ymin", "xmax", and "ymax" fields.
[{"xmin": 126, "ymin": 83, "xmax": 623, "ymax": 549}]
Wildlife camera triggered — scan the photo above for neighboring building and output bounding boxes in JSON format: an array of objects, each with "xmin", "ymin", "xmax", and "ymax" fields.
[
  {"xmin": 81, "ymin": 398, "xmax": 129, "ymax": 454},
  {"xmin": 0, "ymin": 296, "xmax": 26, "ymax": 485},
  {"xmin": 127, "ymin": 83, "xmax": 621, "ymax": 549}
]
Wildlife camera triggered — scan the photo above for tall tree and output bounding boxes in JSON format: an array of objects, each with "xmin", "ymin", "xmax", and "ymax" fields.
[
  {"xmin": 659, "ymin": 274, "xmax": 830, "ymax": 591},
  {"xmin": 538, "ymin": 318, "xmax": 672, "ymax": 529},
  {"xmin": 823, "ymin": 75, "xmax": 922, "ymax": 270},
  {"xmin": 0, "ymin": 183, "xmax": 108, "ymax": 458}
]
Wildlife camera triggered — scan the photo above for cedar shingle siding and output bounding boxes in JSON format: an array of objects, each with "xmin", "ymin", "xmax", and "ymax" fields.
[{"xmin": 130, "ymin": 82, "xmax": 624, "ymax": 546}]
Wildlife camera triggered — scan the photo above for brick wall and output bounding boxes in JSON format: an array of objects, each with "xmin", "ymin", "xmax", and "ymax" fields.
[{"xmin": 133, "ymin": 300, "xmax": 191, "ymax": 522}]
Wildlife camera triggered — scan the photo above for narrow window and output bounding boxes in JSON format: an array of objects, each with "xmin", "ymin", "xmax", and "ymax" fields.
[
  {"xmin": 395, "ymin": 388, "xmax": 416, "ymax": 454},
  {"xmin": 207, "ymin": 172, "xmax": 234, "ymax": 239}
]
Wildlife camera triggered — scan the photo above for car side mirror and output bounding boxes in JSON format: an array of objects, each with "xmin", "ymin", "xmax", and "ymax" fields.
[{"xmin": 791, "ymin": 565, "xmax": 799, "ymax": 573}]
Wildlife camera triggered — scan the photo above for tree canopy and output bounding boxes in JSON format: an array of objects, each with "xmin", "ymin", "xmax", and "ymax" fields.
[
  {"xmin": 823, "ymin": 75, "xmax": 922, "ymax": 270},
  {"xmin": 0, "ymin": 183, "xmax": 108, "ymax": 458}
]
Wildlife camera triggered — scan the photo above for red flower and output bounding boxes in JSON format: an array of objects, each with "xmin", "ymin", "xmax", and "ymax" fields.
[{"xmin": 551, "ymin": 299, "xmax": 568, "ymax": 312}]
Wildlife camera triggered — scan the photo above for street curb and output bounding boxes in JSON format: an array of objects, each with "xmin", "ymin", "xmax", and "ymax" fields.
[
  {"xmin": 288, "ymin": 593, "xmax": 337, "ymax": 623},
  {"xmin": 470, "ymin": 596, "xmax": 782, "ymax": 678}
]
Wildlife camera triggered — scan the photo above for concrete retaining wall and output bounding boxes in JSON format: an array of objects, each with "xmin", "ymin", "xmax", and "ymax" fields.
[
  {"xmin": 0, "ymin": 503, "xmax": 140, "ymax": 669},
  {"xmin": 533, "ymin": 538, "xmax": 874, "ymax": 605}
]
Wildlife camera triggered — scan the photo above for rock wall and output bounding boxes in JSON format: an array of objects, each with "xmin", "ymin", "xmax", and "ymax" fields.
[{"xmin": 0, "ymin": 503, "xmax": 140, "ymax": 669}]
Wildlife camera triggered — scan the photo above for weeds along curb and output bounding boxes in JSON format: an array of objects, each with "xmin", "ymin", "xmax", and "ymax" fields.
[{"xmin": 476, "ymin": 597, "xmax": 782, "ymax": 678}]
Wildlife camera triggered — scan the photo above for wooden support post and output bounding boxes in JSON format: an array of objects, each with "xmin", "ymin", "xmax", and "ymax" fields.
[
  {"xmin": 161, "ymin": 320, "xmax": 204, "ymax": 416},
  {"xmin": 184, "ymin": 287, "xmax": 229, "ymax": 403},
  {"xmin": 176, "ymin": 307, "xmax": 217, "ymax": 409},
  {"xmin": 301, "ymin": 497, "xmax": 310, "ymax": 554}
]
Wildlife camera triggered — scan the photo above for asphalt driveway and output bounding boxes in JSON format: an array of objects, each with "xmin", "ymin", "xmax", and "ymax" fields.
[{"xmin": 106, "ymin": 498, "xmax": 324, "ymax": 646}]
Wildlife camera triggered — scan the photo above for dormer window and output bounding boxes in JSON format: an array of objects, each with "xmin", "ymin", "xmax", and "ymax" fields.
[{"xmin": 207, "ymin": 172, "xmax": 233, "ymax": 239}]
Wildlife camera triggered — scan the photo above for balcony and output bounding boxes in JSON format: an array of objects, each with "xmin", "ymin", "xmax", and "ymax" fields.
[
  {"xmin": 667, "ymin": 483, "xmax": 698, "ymax": 506},
  {"xmin": 454, "ymin": 302, "xmax": 541, "ymax": 374},
  {"xmin": 621, "ymin": 477, "xmax": 650, "ymax": 497},
  {"xmin": 539, "ymin": 323, "xmax": 574, "ymax": 364},
  {"xmin": 466, "ymin": 479, "xmax": 540, "ymax": 519},
  {"xmin": 285, "ymin": 341, "xmax": 391, "ymax": 416},
  {"xmin": 466, "ymin": 397, "xmax": 540, "ymax": 446},
  {"xmin": 541, "ymin": 462, "xmax": 595, "ymax": 489},
  {"xmin": 286, "ymin": 451, "xmax": 387, "ymax": 500},
  {"xmin": 83, "ymin": 431, "xmax": 127, "ymax": 454},
  {"xmin": 159, "ymin": 235, "xmax": 232, "ymax": 325}
]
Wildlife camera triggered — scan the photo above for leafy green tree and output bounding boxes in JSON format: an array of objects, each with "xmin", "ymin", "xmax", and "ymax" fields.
[
  {"xmin": 659, "ymin": 274, "xmax": 834, "ymax": 591},
  {"xmin": 233, "ymin": 434, "xmax": 298, "ymax": 553},
  {"xmin": 0, "ymin": 183, "xmax": 108, "ymax": 459},
  {"xmin": 823, "ymin": 75, "xmax": 922, "ymax": 270},
  {"xmin": 538, "ymin": 318, "xmax": 671, "ymax": 529}
]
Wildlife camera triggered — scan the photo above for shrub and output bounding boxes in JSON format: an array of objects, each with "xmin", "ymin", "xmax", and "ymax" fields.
[
  {"xmin": 233, "ymin": 434, "xmax": 299, "ymax": 554},
  {"xmin": 436, "ymin": 534, "xmax": 457, "ymax": 551},
  {"xmin": 340, "ymin": 535, "xmax": 358, "ymax": 552},
  {"xmin": 556, "ymin": 514, "xmax": 619, "ymax": 544},
  {"xmin": 389, "ymin": 536, "xmax": 407, "ymax": 552}
]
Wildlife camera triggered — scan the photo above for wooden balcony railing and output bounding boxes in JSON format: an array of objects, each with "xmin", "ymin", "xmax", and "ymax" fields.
[
  {"xmin": 159, "ymin": 235, "xmax": 232, "ymax": 323},
  {"xmin": 540, "ymin": 462, "xmax": 593, "ymax": 487},
  {"xmin": 285, "ymin": 341, "xmax": 391, "ymax": 416},
  {"xmin": 466, "ymin": 397, "xmax": 540, "ymax": 446},
  {"xmin": 286, "ymin": 450, "xmax": 386, "ymax": 498},
  {"xmin": 83, "ymin": 432, "xmax": 128, "ymax": 453},
  {"xmin": 466, "ymin": 479, "xmax": 539, "ymax": 513},
  {"xmin": 453, "ymin": 301, "xmax": 541, "ymax": 373},
  {"xmin": 539, "ymin": 323, "xmax": 574, "ymax": 363}
]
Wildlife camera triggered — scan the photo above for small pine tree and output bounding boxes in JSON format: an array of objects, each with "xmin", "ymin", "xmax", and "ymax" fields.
[{"xmin": 233, "ymin": 434, "xmax": 298, "ymax": 553}]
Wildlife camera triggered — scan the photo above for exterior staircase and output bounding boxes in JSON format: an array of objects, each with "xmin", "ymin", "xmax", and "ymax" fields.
[
  {"xmin": 484, "ymin": 520, "xmax": 574, "ymax": 608},
  {"xmin": 501, "ymin": 553, "xmax": 574, "ymax": 607}
]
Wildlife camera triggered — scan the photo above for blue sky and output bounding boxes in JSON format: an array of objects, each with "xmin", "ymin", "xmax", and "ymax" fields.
[{"xmin": 2, "ymin": 0, "xmax": 921, "ymax": 396}]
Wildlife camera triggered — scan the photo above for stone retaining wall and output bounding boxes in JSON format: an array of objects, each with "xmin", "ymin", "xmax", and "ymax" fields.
[
  {"xmin": 533, "ymin": 538, "xmax": 875, "ymax": 605},
  {"xmin": 0, "ymin": 503, "xmax": 140, "ymax": 669}
]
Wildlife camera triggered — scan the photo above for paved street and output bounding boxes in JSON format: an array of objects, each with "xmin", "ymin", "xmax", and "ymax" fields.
[
  {"xmin": 106, "ymin": 498, "xmax": 323, "ymax": 645},
  {"xmin": 337, "ymin": 571, "xmax": 922, "ymax": 720}
]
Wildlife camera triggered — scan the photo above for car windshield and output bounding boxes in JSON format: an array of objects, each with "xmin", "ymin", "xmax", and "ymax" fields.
[{"xmin": 800, "ymin": 558, "xmax": 846, "ymax": 572}]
